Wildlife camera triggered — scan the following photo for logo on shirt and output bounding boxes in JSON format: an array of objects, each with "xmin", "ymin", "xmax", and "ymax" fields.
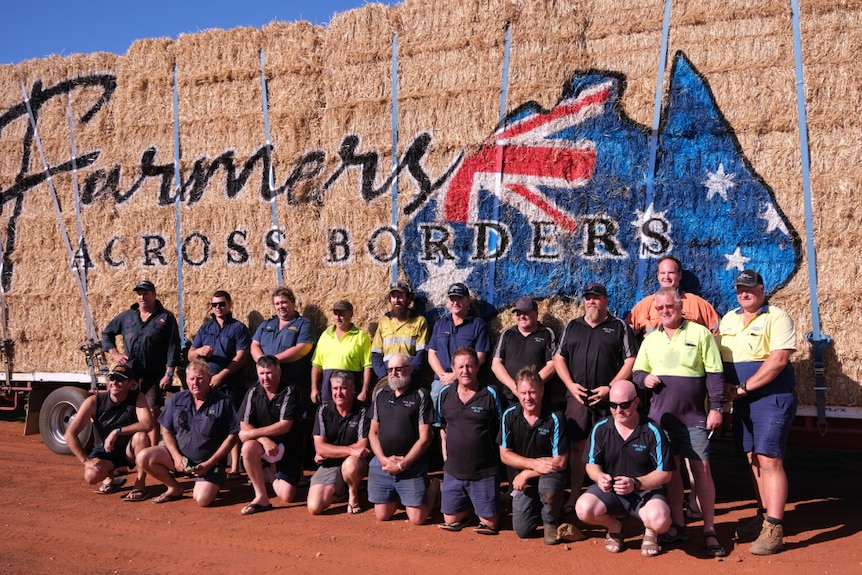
[{"xmin": 632, "ymin": 443, "xmax": 647, "ymax": 453}]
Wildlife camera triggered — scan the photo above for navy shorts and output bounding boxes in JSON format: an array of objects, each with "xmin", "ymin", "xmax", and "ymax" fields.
[
  {"xmin": 273, "ymin": 452, "xmax": 304, "ymax": 486},
  {"xmin": 367, "ymin": 456, "xmax": 428, "ymax": 508},
  {"xmin": 733, "ymin": 392, "xmax": 797, "ymax": 458},
  {"xmin": 440, "ymin": 472, "xmax": 499, "ymax": 518},
  {"xmin": 584, "ymin": 483, "xmax": 667, "ymax": 518},
  {"xmin": 90, "ymin": 440, "xmax": 134, "ymax": 470}
]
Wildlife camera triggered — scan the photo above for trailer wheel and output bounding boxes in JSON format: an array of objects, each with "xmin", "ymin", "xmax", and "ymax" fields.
[{"xmin": 39, "ymin": 387, "xmax": 91, "ymax": 455}]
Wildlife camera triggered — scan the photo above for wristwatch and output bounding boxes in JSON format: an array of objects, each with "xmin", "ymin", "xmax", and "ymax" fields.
[
  {"xmin": 710, "ymin": 406, "xmax": 723, "ymax": 414},
  {"xmin": 632, "ymin": 477, "xmax": 642, "ymax": 491},
  {"xmin": 738, "ymin": 380, "xmax": 748, "ymax": 393}
]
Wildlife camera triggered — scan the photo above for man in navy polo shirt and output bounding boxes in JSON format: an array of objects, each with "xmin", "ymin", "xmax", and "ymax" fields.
[
  {"xmin": 437, "ymin": 347, "xmax": 502, "ymax": 535},
  {"xmin": 188, "ymin": 289, "xmax": 251, "ymax": 479},
  {"xmin": 136, "ymin": 359, "xmax": 239, "ymax": 506},
  {"xmin": 251, "ymin": 286, "xmax": 315, "ymax": 395},
  {"xmin": 428, "ymin": 282, "xmax": 491, "ymax": 410},
  {"xmin": 499, "ymin": 368, "xmax": 581, "ymax": 544},
  {"xmin": 492, "ymin": 296, "xmax": 558, "ymax": 410}
]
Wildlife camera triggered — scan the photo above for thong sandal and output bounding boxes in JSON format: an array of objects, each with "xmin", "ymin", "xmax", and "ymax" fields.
[
  {"xmin": 122, "ymin": 488, "xmax": 150, "ymax": 502},
  {"xmin": 438, "ymin": 521, "xmax": 466, "ymax": 532},
  {"xmin": 605, "ymin": 531, "xmax": 624, "ymax": 553},
  {"xmin": 346, "ymin": 501, "xmax": 364, "ymax": 515},
  {"xmin": 641, "ymin": 532, "xmax": 661, "ymax": 557},
  {"xmin": 703, "ymin": 531, "xmax": 727, "ymax": 558},
  {"xmin": 95, "ymin": 477, "xmax": 126, "ymax": 494}
]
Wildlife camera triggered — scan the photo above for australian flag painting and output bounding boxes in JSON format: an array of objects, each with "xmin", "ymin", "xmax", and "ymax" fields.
[{"xmin": 401, "ymin": 52, "xmax": 801, "ymax": 316}]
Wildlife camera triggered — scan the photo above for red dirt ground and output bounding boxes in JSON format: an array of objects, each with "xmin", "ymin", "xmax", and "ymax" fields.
[{"xmin": 2, "ymin": 419, "xmax": 860, "ymax": 575}]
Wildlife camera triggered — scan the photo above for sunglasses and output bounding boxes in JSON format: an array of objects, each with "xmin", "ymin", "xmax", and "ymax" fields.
[
  {"xmin": 654, "ymin": 304, "xmax": 678, "ymax": 311},
  {"xmin": 608, "ymin": 399, "xmax": 635, "ymax": 410},
  {"xmin": 211, "ymin": 301, "xmax": 227, "ymax": 308}
]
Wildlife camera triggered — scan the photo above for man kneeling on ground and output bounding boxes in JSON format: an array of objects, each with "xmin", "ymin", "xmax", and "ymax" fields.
[
  {"xmin": 136, "ymin": 359, "xmax": 239, "ymax": 506},
  {"xmin": 576, "ymin": 380, "xmax": 672, "ymax": 557},
  {"xmin": 308, "ymin": 371, "xmax": 371, "ymax": 515},
  {"xmin": 66, "ymin": 365, "xmax": 153, "ymax": 500},
  {"xmin": 238, "ymin": 355, "xmax": 305, "ymax": 515}
]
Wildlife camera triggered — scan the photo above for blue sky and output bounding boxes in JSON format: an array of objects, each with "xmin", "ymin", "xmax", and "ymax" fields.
[{"xmin": 1, "ymin": 1, "xmax": 402, "ymax": 65}]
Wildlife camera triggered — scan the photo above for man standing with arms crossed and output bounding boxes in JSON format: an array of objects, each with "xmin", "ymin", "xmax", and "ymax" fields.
[{"xmin": 102, "ymin": 280, "xmax": 180, "ymax": 447}]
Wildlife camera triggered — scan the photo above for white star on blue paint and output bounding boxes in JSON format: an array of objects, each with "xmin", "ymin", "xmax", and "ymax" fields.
[
  {"xmin": 759, "ymin": 202, "xmax": 789, "ymax": 235},
  {"xmin": 703, "ymin": 164, "xmax": 736, "ymax": 201},
  {"xmin": 723, "ymin": 247, "xmax": 750, "ymax": 271},
  {"xmin": 418, "ymin": 258, "xmax": 473, "ymax": 305}
]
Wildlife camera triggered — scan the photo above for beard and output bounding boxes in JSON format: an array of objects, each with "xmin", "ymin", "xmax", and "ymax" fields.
[
  {"xmin": 388, "ymin": 374, "xmax": 410, "ymax": 390},
  {"xmin": 585, "ymin": 307, "xmax": 602, "ymax": 324}
]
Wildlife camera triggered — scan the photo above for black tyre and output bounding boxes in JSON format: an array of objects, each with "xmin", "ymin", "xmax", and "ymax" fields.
[{"xmin": 39, "ymin": 386, "xmax": 91, "ymax": 455}]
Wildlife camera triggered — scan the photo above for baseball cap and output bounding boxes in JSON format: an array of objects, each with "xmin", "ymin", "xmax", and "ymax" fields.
[
  {"xmin": 513, "ymin": 296, "xmax": 538, "ymax": 313},
  {"xmin": 583, "ymin": 282, "xmax": 608, "ymax": 297},
  {"xmin": 447, "ymin": 282, "xmax": 469, "ymax": 298},
  {"xmin": 332, "ymin": 300, "xmax": 354, "ymax": 312},
  {"xmin": 133, "ymin": 280, "xmax": 155, "ymax": 292},
  {"xmin": 388, "ymin": 281, "xmax": 411, "ymax": 295},
  {"xmin": 735, "ymin": 270, "xmax": 764, "ymax": 287},
  {"xmin": 109, "ymin": 365, "xmax": 136, "ymax": 381}
]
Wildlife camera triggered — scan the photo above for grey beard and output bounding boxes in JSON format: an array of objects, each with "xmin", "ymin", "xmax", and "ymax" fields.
[{"xmin": 388, "ymin": 375, "xmax": 410, "ymax": 390}]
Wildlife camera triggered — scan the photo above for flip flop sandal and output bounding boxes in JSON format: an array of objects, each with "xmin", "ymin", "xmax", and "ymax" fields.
[
  {"xmin": 659, "ymin": 523, "xmax": 689, "ymax": 544},
  {"xmin": 95, "ymin": 477, "xmax": 126, "ymax": 494},
  {"xmin": 152, "ymin": 491, "xmax": 184, "ymax": 504},
  {"xmin": 437, "ymin": 521, "xmax": 466, "ymax": 532},
  {"xmin": 240, "ymin": 502, "xmax": 273, "ymax": 515},
  {"xmin": 122, "ymin": 488, "xmax": 151, "ymax": 502},
  {"xmin": 474, "ymin": 522, "xmax": 499, "ymax": 535}
]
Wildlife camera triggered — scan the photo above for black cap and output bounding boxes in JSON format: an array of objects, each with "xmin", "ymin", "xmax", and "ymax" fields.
[
  {"xmin": 332, "ymin": 300, "xmax": 354, "ymax": 312},
  {"xmin": 583, "ymin": 282, "xmax": 608, "ymax": 297},
  {"xmin": 447, "ymin": 282, "xmax": 469, "ymax": 298},
  {"xmin": 108, "ymin": 365, "xmax": 136, "ymax": 381},
  {"xmin": 513, "ymin": 296, "xmax": 538, "ymax": 313},
  {"xmin": 133, "ymin": 280, "xmax": 155, "ymax": 292},
  {"xmin": 735, "ymin": 270, "xmax": 764, "ymax": 288},
  {"xmin": 388, "ymin": 281, "xmax": 412, "ymax": 296}
]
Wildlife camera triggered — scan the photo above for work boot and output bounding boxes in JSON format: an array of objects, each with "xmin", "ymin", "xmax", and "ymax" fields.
[
  {"xmin": 544, "ymin": 523, "xmax": 562, "ymax": 545},
  {"xmin": 750, "ymin": 522, "xmax": 784, "ymax": 555},
  {"xmin": 735, "ymin": 512, "xmax": 765, "ymax": 541},
  {"xmin": 557, "ymin": 522, "xmax": 586, "ymax": 543}
]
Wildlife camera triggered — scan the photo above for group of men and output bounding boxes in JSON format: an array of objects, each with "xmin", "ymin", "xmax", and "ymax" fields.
[{"xmin": 69, "ymin": 257, "xmax": 798, "ymax": 557}]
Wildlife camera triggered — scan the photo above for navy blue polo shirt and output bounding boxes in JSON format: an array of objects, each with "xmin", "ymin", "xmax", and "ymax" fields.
[
  {"xmin": 252, "ymin": 314, "xmax": 315, "ymax": 387},
  {"xmin": 191, "ymin": 314, "xmax": 251, "ymax": 389},
  {"xmin": 159, "ymin": 389, "xmax": 239, "ymax": 465},
  {"xmin": 428, "ymin": 315, "xmax": 490, "ymax": 373}
]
